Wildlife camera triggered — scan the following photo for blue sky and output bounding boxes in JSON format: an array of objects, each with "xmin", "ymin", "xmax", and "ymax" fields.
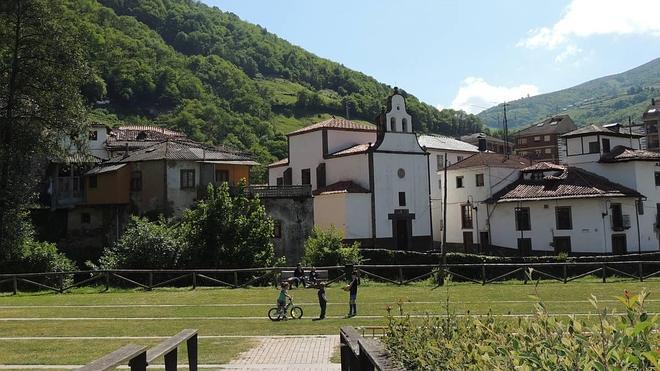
[{"xmin": 206, "ymin": 0, "xmax": 660, "ymax": 114}]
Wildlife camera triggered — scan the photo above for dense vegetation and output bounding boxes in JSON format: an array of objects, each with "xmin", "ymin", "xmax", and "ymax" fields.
[
  {"xmin": 385, "ymin": 284, "xmax": 659, "ymax": 370},
  {"xmin": 303, "ymin": 226, "xmax": 362, "ymax": 267},
  {"xmin": 479, "ymin": 57, "xmax": 660, "ymax": 130},
  {"xmin": 61, "ymin": 0, "xmax": 483, "ymax": 180}
]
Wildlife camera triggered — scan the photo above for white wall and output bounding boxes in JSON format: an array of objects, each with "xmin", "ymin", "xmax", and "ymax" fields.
[
  {"xmin": 313, "ymin": 193, "xmax": 371, "ymax": 239},
  {"xmin": 327, "ymin": 130, "xmax": 376, "ymax": 154},
  {"xmin": 325, "ymin": 154, "xmax": 370, "ymax": 189},
  {"xmin": 562, "ymin": 134, "xmax": 641, "ymax": 165},
  {"xmin": 166, "ymin": 160, "xmax": 200, "ymax": 216}
]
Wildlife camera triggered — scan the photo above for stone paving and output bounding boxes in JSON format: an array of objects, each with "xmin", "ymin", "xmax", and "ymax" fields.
[{"xmin": 223, "ymin": 335, "xmax": 341, "ymax": 370}]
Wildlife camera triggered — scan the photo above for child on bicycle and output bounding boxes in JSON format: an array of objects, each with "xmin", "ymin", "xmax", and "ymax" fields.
[{"xmin": 277, "ymin": 282, "xmax": 292, "ymax": 318}]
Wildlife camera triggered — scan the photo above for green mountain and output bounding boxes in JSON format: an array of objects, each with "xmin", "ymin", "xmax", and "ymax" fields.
[
  {"xmin": 61, "ymin": 0, "xmax": 482, "ymax": 180},
  {"xmin": 478, "ymin": 57, "xmax": 660, "ymax": 130}
]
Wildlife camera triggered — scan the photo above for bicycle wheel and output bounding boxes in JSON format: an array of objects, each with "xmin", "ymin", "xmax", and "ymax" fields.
[
  {"xmin": 268, "ymin": 307, "xmax": 281, "ymax": 321},
  {"xmin": 290, "ymin": 306, "xmax": 303, "ymax": 319}
]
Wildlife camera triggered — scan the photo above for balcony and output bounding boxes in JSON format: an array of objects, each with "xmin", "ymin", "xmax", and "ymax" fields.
[
  {"xmin": 239, "ymin": 185, "xmax": 312, "ymax": 199},
  {"xmin": 53, "ymin": 176, "xmax": 83, "ymax": 208}
]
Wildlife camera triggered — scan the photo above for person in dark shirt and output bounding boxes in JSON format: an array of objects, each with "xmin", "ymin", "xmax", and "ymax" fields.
[
  {"xmin": 308, "ymin": 267, "xmax": 319, "ymax": 286},
  {"xmin": 293, "ymin": 263, "xmax": 306, "ymax": 288},
  {"xmin": 316, "ymin": 282, "xmax": 327, "ymax": 320},
  {"xmin": 345, "ymin": 270, "xmax": 360, "ymax": 317}
]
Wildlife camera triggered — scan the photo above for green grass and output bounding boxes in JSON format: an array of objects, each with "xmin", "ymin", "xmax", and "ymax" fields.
[{"xmin": 0, "ymin": 279, "xmax": 658, "ymax": 366}]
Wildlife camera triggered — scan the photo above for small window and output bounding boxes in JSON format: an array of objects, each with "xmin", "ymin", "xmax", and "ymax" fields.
[
  {"xmin": 655, "ymin": 172, "xmax": 660, "ymax": 186},
  {"xmin": 283, "ymin": 168, "xmax": 292, "ymax": 185},
  {"xmin": 515, "ymin": 207, "xmax": 531, "ymax": 231},
  {"xmin": 215, "ymin": 169, "xmax": 229, "ymax": 183},
  {"xmin": 276, "ymin": 177, "xmax": 283, "ymax": 186},
  {"xmin": 316, "ymin": 163, "xmax": 326, "ymax": 188},
  {"xmin": 180, "ymin": 169, "xmax": 196, "ymax": 189},
  {"xmin": 273, "ymin": 220, "xmax": 282, "ymax": 239},
  {"xmin": 130, "ymin": 171, "xmax": 142, "ymax": 191},
  {"xmin": 588, "ymin": 141, "xmax": 600, "ymax": 153},
  {"xmin": 457, "ymin": 156, "xmax": 464, "ymax": 162},
  {"xmin": 519, "ymin": 138, "xmax": 527, "ymax": 145},
  {"xmin": 438, "ymin": 178, "xmax": 442, "ymax": 190},
  {"xmin": 89, "ymin": 175, "xmax": 97, "ymax": 189},
  {"xmin": 544, "ymin": 148, "xmax": 552, "ymax": 154},
  {"xmin": 456, "ymin": 176, "xmax": 464, "ymax": 188},
  {"xmin": 461, "ymin": 204, "xmax": 473, "ymax": 229},
  {"xmin": 534, "ymin": 136, "xmax": 541, "ymax": 142},
  {"xmin": 402, "ymin": 118, "xmax": 408, "ymax": 132},
  {"xmin": 390, "ymin": 117, "xmax": 396, "ymax": 132},
  {"xmin": 543, "ymin": 135, "xmax": 550, "ymax": 142},
  {"xmin": 475, "ymin": 173, "xmax": 484, "ymax": 187},
  {"xmin": 89, "ymin": 130, "xmax": 98, "ymax": 141},
  {"xmin": 555, "ymin": 206, "xmax": 572, "ymax": 230},
  {"xmin": 81, "ymin": 213, "xmax": 91, "ymax": 224},
  {"xmin": 602, "ymin": 138, "xmax": 611, "ymax": 153},
  {"xmin": 436, "ymin": 154, "xmax": 444, "ymax": 170},
  {"xmin": 636, "ymin": 200, "xmax": 644, "ymax": 215},
  {"xmin": 301, "ymin": 169, "xmax": 311, "ymax": 185},
  {"xmin": 398, "ymin": 192, "xmax": 406, "ymax": 206}
]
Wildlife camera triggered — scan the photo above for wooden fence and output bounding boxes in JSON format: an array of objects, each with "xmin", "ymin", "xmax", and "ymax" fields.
[{"xmin": 0, "ymin": 260, "xmax": 659, "ymax": 294}]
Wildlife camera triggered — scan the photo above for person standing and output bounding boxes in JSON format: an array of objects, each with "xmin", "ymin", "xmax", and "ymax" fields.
[
  {"xmin": 345, "ymin": 270, "xmax": 360, "ymax": 317},
  {"xmin": 316, "ymin": 282, "xmax": 327, "ymax": 320}
]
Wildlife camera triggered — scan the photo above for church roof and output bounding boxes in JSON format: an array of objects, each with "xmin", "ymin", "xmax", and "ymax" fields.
[
  {"xmin": 327, "ymin": 143, "xmax": 372, "ymax": 157},
  {"xmin": 446, "ymin": 152, "xmax": 530, "ymax": 170},
  {"xmin": 288, "ymin": 118, "xmax": 376, "ymax": 136},
  {"xmin": 268, "ymin": 157, "xmax": 289, "ymax": 168},
  {"xmin": 313, "ymin": 181, "xmax": 370, "ymax": 196},
  {"xmin": 418, "ymin": 134, "xmax": 478, "ymax": 152}
]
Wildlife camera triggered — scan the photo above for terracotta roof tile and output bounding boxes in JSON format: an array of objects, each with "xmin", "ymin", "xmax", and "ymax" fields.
[
  {"xmin": 521, "ymin": 162, "xmax": 566, "ymax": 172},
  {"xmin": 313, "ymin": 181, "xmax": 370, "ymax": 195},
  {"xmin": 446, "ymin": 152, "xmax": 530, "ymax": 170},
  {"xmin": 268, "ymin": 158, "xmax": 289, "ymax": 167},
  {"xmin": 487, "ymin": 167, "xmax": 642, "ymax": 203},
  {"xmin": 516, "ymin": 115, "xmax": 577, "ymax": 136},
  {"xmin": 288, "ymin": 118, "xmax": 376, "ymax": 136},
  {"xmin": 328, "ymin": 143, "xmax": 372, "ymax": 157},
  {"xmin": 599, "ymin": 146, "xmax": 660, "ymax": 163},
  {"xmin": 107, "ymin": 140, "xmax": 253, "ymax": 163}
]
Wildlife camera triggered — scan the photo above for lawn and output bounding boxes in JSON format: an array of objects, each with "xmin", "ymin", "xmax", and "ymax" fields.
[{"xmin": 0, "ymin": 278, "xmax": 658, "ymax": 367}]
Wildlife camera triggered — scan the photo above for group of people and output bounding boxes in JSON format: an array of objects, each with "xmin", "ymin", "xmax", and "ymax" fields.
[{"xmin": 277, "ymin": 264, "xmax": 360, "ymax": 320}]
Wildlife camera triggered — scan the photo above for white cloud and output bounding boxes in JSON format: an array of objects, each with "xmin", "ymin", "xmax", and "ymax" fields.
[
  {"xmin": 450, "ymin": 77, "xmax": 539, "ymax": 114},
  {"xmin": 519, "ymin": 0, "xmax": 660, "ymax": 49},
  {"xmin": 554, "ymin": 44, "xmax": 582, "ymax": 63}
]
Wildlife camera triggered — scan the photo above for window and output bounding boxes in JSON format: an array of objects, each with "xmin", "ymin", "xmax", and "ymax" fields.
[
  {"xmin": 283, "ymin": 168, "xmax": 292, "ymax": 185},
  {"xmin": 518, "ymin": 238, "xmax": 532, "ymax": 255},
  {"xmin": 276, "ymin": 177, "xmax": 283, "ymax": 186},
  {"xmin": 544, "ymin": 148, "xmax": 552, "ymax": 154},
  {"xmin": 636, "ymin": 199, "xmax": 644, "ymax": 215},
  {"xmin": 602, "ymin": 138, "xmax": 611, "ymax": 153},
  {"xmin": 544, "ymin": 135, "xmax": 551, "ymax": 142},
  {"xmin": 130, "ymin": 171, "xmax": 142, "ymax": 191},
  {"xmin": 89, "ymin": 130, "xmax": 98, "ymax": 141},
  {"xmin": 81, "ymin": 213, "xmax": 91, "ymax": 224},
  {"xmin": 553, "ymin": 237, "xmax": 571, "ymax": 254},
  {"xmin": 534, "ymin": 136, "xmax": 541, "ymax": 142},
  {"xmin": 461, "ymin": 204, "xmax": 473, "ymax": 229},
  {"xmin": 612, "ymin": 234, "xmax": 627, "ymax": 255},
  {"xmin": 402, "ymin": 118, "xmax": 408, "ymax": 132},
  {"xmin": 180, "ymin": 169, "xmax": 195, "ymax": 189},
  {"xmin": 611, "ymin": 203, "xmax": 624, "ymax": 231},
  {"xmin": 89, "ymin": 175, "xmax": 97, "ymax": 189},
  {"xmin": 390, "ymin": 117, "xmax": 396, "ymax": 132},
  {"xmin": 555, "ymin": 206, "xmax": 572, "ymax": 230},
  {"xmin": 515, "ymin": 207, "xmax": 531, "ymax": 231},
  {"xmin": 519, "ymin": 138, "xmax": 527, "ymax": 145},
  {"xmin": 588, "ymin": 141, "xmax": 600, "ymax": 153},
  {"xmin": 655, "ymin": 172, "xmax": 660, "ymax": 186},
  {"xmin": 273, "ymin": 220, "xmax": 282, "ymax": 239},
  {"xmin": 436, "ymin": 154, "xmax": 444, "ymax": 169},
  {"xmin": 398, "ymin": 192, "xmax": 406, "ymax": 206},
  {"xmin": 316, "ymin": 163, "xmax": 326, "ymax": 188},
  {"xmin": 475, "ymin": 173, "xmax": 484, "ymax": 187},
  {"xmin": 301, "ymin": 168, "xmax": 311, "ymax": 185},
  {"xmin": 456, "ymin": 176, "xmax": 464, "ymax": 188},
  {"xmin": 457, "ymin": 156, "xmax": 464, "ymax": 162},
  {"xmin": 215, "ymin": 170, "xmax": 229, "ymax": 183},
  {"xmin": 438, "ymin": 179, "xmax": 442, "ymax": 190}
]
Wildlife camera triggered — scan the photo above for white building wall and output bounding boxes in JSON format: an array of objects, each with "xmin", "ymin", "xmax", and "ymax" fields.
[
  {"xmin": 166, "ymin": 160, "xmax": 200, "ymax": 215},
  {"xmin": 325, "ymin": 154, "xmax": 370, "ymax": 189},
  {"xmin": 288, "ymin": 131, "xmax": 324, "ymax": 189},
  {"xmin": 268, "ymin": 165, "xmax": 286, "ymax": 185},
  {"xmin": 313, "ymin": 193, "xmax": 371, "ymax": 239},
  {"xmin": 562, "ymin": 134, "xmax": 641, "ymax": 165},
  {"xmin": 327, "ymin": 130, "xmax": 376, "ymax": 154}
]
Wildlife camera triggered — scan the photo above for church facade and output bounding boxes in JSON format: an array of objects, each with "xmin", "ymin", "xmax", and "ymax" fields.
[{"xmin": 268, "ymin": 90, "xmax": 432, "ymax": 250}]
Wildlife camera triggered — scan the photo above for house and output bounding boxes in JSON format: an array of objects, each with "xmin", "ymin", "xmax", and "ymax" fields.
[
  {"xmin": 417, "ymin": 134, "xmax": 478, "ymax": 246},
  {"xmin": 486, "ymin": 163, "xmax": 648, "ymax": 255},
  {"xmin": 559, "ymin": 124, "xmax": 644, "ymax": 164},
  {"xmin": 268, "ymin": 89, "xmax": 433, "ymax": 250},
  {"xmin": 643, "ymin": 98, "xmax": 659, "ymax": 152},
  {"xmin": 460, "ymin": 133, "xmax": 513, "ymax": 154},
  {"xmin": 443, "ymin": 152, "xmax": 530, "ymax": 252},
  {"xmin": 514, "ymin": 115, "xmax": 577, "ymax": 163}
]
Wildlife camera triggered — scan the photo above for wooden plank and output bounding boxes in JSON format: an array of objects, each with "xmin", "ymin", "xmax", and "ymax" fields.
[
  {"xmin": 357, "ymin": 337, "xmax": 404, "ymax": 371},
  {"xmin": 77, "ymin": 344, "xmax": 146, "ymax": 371},
  {"xmin": 146, "ymin": 329, "xmax": 198, "ymax": 363}
]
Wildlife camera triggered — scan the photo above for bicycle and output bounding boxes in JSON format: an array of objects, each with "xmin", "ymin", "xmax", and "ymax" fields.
[{"xmin": 268, "ymin": 299, "xmax": 303, "ymax": 321}]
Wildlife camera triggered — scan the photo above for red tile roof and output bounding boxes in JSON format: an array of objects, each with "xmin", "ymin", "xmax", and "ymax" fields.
[
  {"xmin": 599, "ymin": 146, "xmax": 660, "ymax": 163},
  {"xmin": 288, "ymin": 118, "xmax": 376, "ymax": 136},
  {"xmin": 313, "ymin": 181, "xmax": 370, "ymax": 196},
  {"xmin": 328, "ymin": 143, "xmax": 372, "ymax": 157},
  {"xmin": 521, "ymin": 162, "xmax": 566, "ymax": 172},
  {"xmin": 268, "ymin": 158, "xmax": 289, "ymax": 167},
  {"xmin": 487, "ymin": 167, "xmax": 642, "ymax": 203},
  {"xmin": 446, "ymin": 152, "xmax": 530, "ymax": 170}
]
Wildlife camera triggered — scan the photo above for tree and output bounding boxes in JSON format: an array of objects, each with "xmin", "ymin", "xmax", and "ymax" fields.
[
  {"xmin": 303, "ymin": 226, "xmax": 362, "ymax": 267},
  {"xmin": 180, "ymin": 182, "xmax": 278, "ymax": 268},
  {"xmin": 0, "ymin": 0, "xmax": 89, "ymax": 262}
]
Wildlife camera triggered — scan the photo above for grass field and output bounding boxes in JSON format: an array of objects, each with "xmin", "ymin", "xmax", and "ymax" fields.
[{"xmin": 0, "ymin": 278, "xmax": 658, "ymax": 367}]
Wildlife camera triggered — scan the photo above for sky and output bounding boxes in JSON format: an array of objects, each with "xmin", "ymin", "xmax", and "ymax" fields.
[{"xmin": 206, "ymin": 0, "xmax": 660, "ymax": 114}]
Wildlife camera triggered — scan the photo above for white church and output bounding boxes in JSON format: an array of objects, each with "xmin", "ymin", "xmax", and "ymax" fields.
[{"xmin": 268, "ymin": 89, "xmax": 432, "ymax": 250}]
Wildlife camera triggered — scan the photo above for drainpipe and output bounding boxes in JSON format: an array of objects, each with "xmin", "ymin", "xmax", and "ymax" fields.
[{"xmin": 635, "ymin": 197, "xmax": 643, "ymax": 254}]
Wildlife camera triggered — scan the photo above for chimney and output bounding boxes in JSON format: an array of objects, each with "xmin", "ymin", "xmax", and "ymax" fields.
[{"xmin": 477, "ymin": 134, "xmax": 487, "ymax": 152}]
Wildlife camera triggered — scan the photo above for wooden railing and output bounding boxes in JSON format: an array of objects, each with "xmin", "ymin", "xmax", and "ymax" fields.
[
  {"xmin": 77, "ymin": 329, "xmax": 198, "ymax": 371},
  {"xmin": 1, "ymin": 260, "xmax": 659, "ymax": 294},
  {"xmin": 340, "ymin": 326, "xmax": 403, "ymax": 371}
]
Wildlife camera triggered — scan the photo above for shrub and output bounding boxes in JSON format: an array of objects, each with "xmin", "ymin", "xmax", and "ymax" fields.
[
  {"xmin": 303, "ymin": 226, "xmax": 362, "ymax": 266},
  {"xmin": 21, "ymin": 238, "xmax": 77, "ymax": 274},
  {"xmin": 384, "ymin": 289, "xmax": 659, "ymax": 370},
  {"xmin": 99, "ymin": 216, "xmax": 183, "ymax": 269}
]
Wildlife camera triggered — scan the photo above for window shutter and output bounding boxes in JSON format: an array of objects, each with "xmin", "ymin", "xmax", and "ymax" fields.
[{"xmin": 316, "ymin": 163, "xmax": 326, "ymax": 188}]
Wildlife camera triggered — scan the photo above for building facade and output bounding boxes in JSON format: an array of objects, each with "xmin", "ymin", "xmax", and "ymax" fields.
[
  {"xmin": 643, "ymin": 98, "xmax": 659, "ymax": 152},
  {"xmin": 515, "ymin": 115, "xmax": 577, "ymax": 163}
]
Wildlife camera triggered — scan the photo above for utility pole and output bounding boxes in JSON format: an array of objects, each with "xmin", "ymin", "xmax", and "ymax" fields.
[{"xmin": 441, "ymin": 152, "xmax": 448, "ymax": 284}]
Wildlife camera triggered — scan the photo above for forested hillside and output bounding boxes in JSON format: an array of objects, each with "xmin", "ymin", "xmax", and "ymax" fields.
[
  {"xmin": 63, "ymin": 0, "xmax": 482, "ymax": 180},
  {"xmin": 478, "ymin": 58, "xmax": 660, "ymax": 130}
]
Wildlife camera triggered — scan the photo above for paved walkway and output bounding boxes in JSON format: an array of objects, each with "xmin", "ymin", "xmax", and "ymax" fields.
[{"xmin": 225, "ymin": 335, "xmax": 340, "ymax": 370}]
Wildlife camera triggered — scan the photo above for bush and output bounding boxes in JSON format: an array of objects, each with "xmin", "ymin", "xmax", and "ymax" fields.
[
  {"xmin": 21, "ymin": 238, "xmax": 77, "ymax": 274},
  {"xmin": 384, "ymin": 289, "xmax": 659, "ymax": 370},
  {"xmin": 99, "ymin": 216, "xmax": 183, "ymax": 269},
  {"xmin": 303, "ymin": 226, "xmax": 362, "ymax": 266}
]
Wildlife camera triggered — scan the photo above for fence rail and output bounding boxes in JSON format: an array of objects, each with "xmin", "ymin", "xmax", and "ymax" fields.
[{"xmin": 1, "ymin": 261, "xmax": 659, "ymax": 294}]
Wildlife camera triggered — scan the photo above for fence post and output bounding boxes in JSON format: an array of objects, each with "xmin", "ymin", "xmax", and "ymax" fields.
[
  {"xmin": 398, "ymin": 267, "xmax": 403, "ymax": 285},
  {"xmin": 601, "ymin": 263, "xmax": 606, "ymax": 283},
  {"xmin": 638, "ymin": 262, "xmax": 643, "ymax": 282},
  {"xmin": 59, "ymin": 273, "xmax": 65, "ymax": 294},
  {"xmin": 187, "ymin": 333, "xmax": 198, "ymax": 371},
  {"xmin": 563, "ymin": 263, "xmax": 568, "ymax": 284},
  {"xmin": 148, "ymin": 272, "xmax": 153, "ymax": 291},
  {"xmin": 104, "ymin": 271, "xmax": 110, "ymax": 291},
  {"xmin": 234, "ymin": 271, "xmax": 239, "ymax": 287},
  {"xmin": 12, "ymin": 275, "xmax": 17, "ymax": 295},
  {"xmin": 481, "ymin": 262, "xmax": 486, "ymax": 285},
  {"xmin": 192, "ymin": 272, "xmax": 197, "ymax": 289}
]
